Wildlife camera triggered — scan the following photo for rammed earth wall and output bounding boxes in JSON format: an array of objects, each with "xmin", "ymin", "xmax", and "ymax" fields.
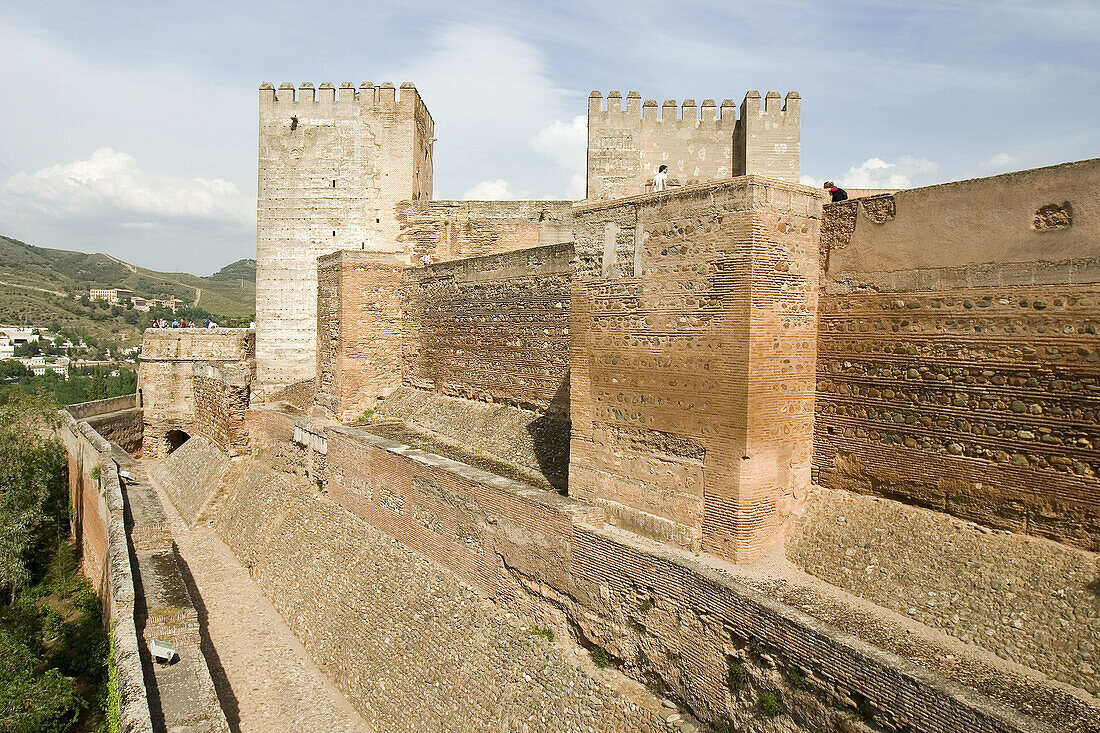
[{"xmin": 814, "ymin": 160, "xmax": 1100, "ymax": 551}]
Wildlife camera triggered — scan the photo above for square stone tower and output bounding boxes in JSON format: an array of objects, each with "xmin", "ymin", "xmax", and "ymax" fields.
[
  {"xmin": 255, "ymin": 81, "xmax": 434, "ymax": 397},
  {"xmin": 586, "ymin": 90, "xmax": 800, "ymax": 200}
]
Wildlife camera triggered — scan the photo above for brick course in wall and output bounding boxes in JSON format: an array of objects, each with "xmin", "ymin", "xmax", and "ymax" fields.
[
  {"xmin": 402, "ymin": 243, "xmax": 574, "ymax": 415},
  {"xmin": 814, "ymin": 161, "xmax": 1100, "ymax": 551},
  {"xmin": 315, "ymin": 250, "xmax": 406, "ymax": 419},
  {"xmin": 570, "ymin": 179, "xmax": 823, "ymax": 560}
]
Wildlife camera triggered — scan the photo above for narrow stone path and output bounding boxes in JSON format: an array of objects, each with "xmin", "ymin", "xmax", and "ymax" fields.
[{"xmin": 146, "ymin": 473, "xmax": 372, "ymax": 733}]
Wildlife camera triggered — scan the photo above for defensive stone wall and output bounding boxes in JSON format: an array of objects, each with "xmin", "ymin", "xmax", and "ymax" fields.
[
  {"xmin": 788, "ymin": 486, "xmax": 1100, "ymax": 695},
  {"xmin": 814, "ymin": 159, "xmax": 1100, "ymax": 551},
  {"xmin": 315, "ymin": 250, "xmax": 406, "ymax": 420},
  {"xmin": 396, "ymin": 199, "xmax": 575, "ymax": 263},
  {"xmin": 587, "ymin": 90, "xmax": 800, "ymax": 200},
  {"xmin": 67, "ymin": 393, "xmax": 143, "ymax": 454},
  {"xmin": 570, "ymin": 178, "xmax": 823, "ymax": 560},
  {"xmin": 57, "ymin": 410, "xmax": 154, "ymax": 733},
  {"xmin": 366, "ymin": 388, "xmax": 571, "ymax": 490},
  {"xmin": 403, "ymin": 243, "xmax": 574, "ymax": 415},
  {"xmin": 256, "ymin": 81, "xmax": 433, "ymax": 395},
  {"xmin": 221, "ymin": 413, "xmax": 1097, "ymax": 732},
  {"xmin": 214, "ymin": 451, "xmax": 683, "ymax": 733},
  {"xmin": 149, "ymin": 435, "xmax": 231, "ymax": 525},
  {"xmin": 138, "ymin": 328, "xmax": 254, "ymax": 458},
  {"xmin": 66, "ymin": 393, "xmax": 139, "ymax": 419}
]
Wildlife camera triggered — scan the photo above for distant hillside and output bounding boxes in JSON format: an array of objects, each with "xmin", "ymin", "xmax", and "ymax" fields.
[
  {"xmin": 0, "ymin": 235, "xmax": 256, "ymax": 348},
  {"xmin": 210, "ymin": 258, "xmax": 256, "ymax": 282}
]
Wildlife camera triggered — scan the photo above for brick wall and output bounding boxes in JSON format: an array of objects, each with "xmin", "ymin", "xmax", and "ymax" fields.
[
  {"xmin": 191, "ymin": 363, "xmax": 251, "ymax": 456},
  {"xmin": 402, "ymin": 243, "xmax": 574, "ymax": 415},
  {"xmin": 315, "ymin": 251, "xmax": 405, "ymax": 420},
  {"xmin": 396, "ymin": 199, "xmax": 574, "ymax": 263},
  {"xmin": 814, "ymin": 160, "xmax": 1100, "ymax": 551},
  {"xmin": 570, "ymin": 179, "xmax": 823, "ymax": 560}
]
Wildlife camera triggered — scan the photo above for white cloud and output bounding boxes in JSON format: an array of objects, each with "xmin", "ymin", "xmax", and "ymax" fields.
[
  {"xmin": 532, "ymin": 114, "xmax": 587, "ymax": 200},
  {"xmin": 462, "ymin": 179, "xmax": 515, "ymax": 200},
  {"xmin": 2, "ymin": 147, "xmax": 254, "ymax": 223},
  {"xmin": 979, "ymin": 152, "xmax": 1019, "ymax": 172},
  {"xmin": 800, "ymin": 174, "xmax": 824, "ymax": 188},
  {"xmin": 839, "ymin": 156, "xmax": 939, "ymax": 189},
  {"xmin": 533, "ymin": 115, "xmax": 587, "ymax": 168},
  {"xmin": 388, "ymin": 23, "xmax": 576, "ymax": 200}
]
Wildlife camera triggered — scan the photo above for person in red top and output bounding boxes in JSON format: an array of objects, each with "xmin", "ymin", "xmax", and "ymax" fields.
[{"xmin": 823, "ymin": 181, "xmax": 848, "ymax": 202}]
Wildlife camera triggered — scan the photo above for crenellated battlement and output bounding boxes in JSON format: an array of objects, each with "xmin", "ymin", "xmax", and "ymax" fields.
[
  {"xmin": 586, "ymin": 87, "xmax": 801, "ymax": 198},
  {"xmin": 588, "ymin": 89, "xmax": 797, "ymax": 129},
  {"xmin": 258, "ymin": 81, "xmax": 430, "ymax": 120},
  {"xmin": 588, "ymin": 90, "xmax": 739, "ymax": 129},
  {"xmin": 739, "ymin": 89, "xmax": 800, "ymax": 124}
]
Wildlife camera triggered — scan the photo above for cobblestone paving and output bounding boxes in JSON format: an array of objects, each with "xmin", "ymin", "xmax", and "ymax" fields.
[{"xmin": 150, "ymin": 478, "xmax": 372, "ymax": 733}]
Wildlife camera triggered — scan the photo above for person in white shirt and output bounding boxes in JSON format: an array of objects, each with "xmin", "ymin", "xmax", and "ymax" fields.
[{"xmin": 653, "ymin": 165, "xmax": 669, "ymax": 192}]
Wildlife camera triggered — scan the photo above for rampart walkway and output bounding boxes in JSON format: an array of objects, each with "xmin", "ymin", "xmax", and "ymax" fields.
[{"xmin": 135, "ymin": 458, "xmax": 372, "ymax": 733}]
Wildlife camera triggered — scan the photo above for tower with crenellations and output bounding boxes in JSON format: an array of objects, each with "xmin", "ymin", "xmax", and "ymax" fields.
[
  {"xmin": 586, "ymin": 90, "xmax": 800, "ymax": 200},
  {"xmin": 255, "ymin": 81, "xmax": 434, "ymax": 397}
]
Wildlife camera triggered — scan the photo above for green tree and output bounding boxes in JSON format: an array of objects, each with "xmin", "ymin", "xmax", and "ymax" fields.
[{"xmin": 0, "ymin": 395, "xmax": 66, "ymax": 601}]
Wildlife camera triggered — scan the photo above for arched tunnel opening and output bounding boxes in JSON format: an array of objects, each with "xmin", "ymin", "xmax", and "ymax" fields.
[{"xmin": 165, "ymin": 429, "xmax": 191, "ymax": 455}]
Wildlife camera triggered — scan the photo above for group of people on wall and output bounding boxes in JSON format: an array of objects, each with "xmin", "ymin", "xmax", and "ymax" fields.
[{"xmin": 150, "ymin": 318, "xmax": 218, "ymax": 329}]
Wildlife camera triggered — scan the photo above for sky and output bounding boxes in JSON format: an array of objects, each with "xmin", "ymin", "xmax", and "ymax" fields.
[{"xmin": 0, "ymin": 0, "xmax": 1097, "ymax": 275}]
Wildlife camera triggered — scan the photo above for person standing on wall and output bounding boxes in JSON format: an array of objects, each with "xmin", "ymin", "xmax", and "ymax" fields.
[
  {"xmin": 824, "ymin": 181, "xmax": 848, "ymax": 202},
  {"xmin": 653, "ymin": 165, "xmax": 669, "ymax": 192}
]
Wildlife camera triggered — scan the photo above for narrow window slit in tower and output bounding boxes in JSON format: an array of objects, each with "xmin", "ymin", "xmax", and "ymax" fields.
[{"xmin": 332, "ymin": 180, "xmax": 336, "ymax": 187}]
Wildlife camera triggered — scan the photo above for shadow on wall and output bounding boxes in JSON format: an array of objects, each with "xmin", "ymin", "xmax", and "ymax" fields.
[
  {"xmin": 166, "ymin": 429, "xmax": 191, "ymax": 455},
  {"xmin": 527, "ymin": 376, "xmax": 571, "ymax": 494}
]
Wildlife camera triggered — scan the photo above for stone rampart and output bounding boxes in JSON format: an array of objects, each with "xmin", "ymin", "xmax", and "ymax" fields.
[
  {"xmin": 66, "ymin": 393, "xmax": 139, "ymax": 419},
  {"xmin": 228, "ymin": 414, "xmax": 1097, "ymax": 732},
  {"xmin": 57, "ymin": 410, "xmax": 154, "ymax": 733},
  {"xmin": 138, "ymin": 328, "xmax": 254, "ymax": 458},
  {"xmin": 570, "ymin": 178, "xmax": 823, "ymax": 560},
  {"xmin": 149, "ymin": 435, "xmax": 231, "ymax": 525},
  {"xmin": 403, "ymin": 243, "xmax": 573, "ymax": 415},
  {"xmin": 192, "ymin": 362, "xmax": 251, "ymax": 455},
  {"xmin": 788, "ymin": 486, "xmax": 1100, "ymax": 694},
  {"xmin": 587, "ymin": 90, "xmax": 800, "ymax": 200},
  {"xmin": 396, "ymin": 199, "xmax": 575, "ymax": 263},
  {"xmin": 214, "ymin": 452, "xmax": 680, "ymax": 733},
  {"xmin": 814, "ymin": 159, "xmax": 1100, "ymax": 550},
  {"xmin": 65, "ymin": 393, "xmax": 143, "ymax": 454}
]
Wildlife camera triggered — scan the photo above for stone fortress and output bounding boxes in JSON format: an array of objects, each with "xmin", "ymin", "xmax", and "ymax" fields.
[{"xmin": 58, "ymin": 78, "xmax": 1099, "ymax": 733}]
